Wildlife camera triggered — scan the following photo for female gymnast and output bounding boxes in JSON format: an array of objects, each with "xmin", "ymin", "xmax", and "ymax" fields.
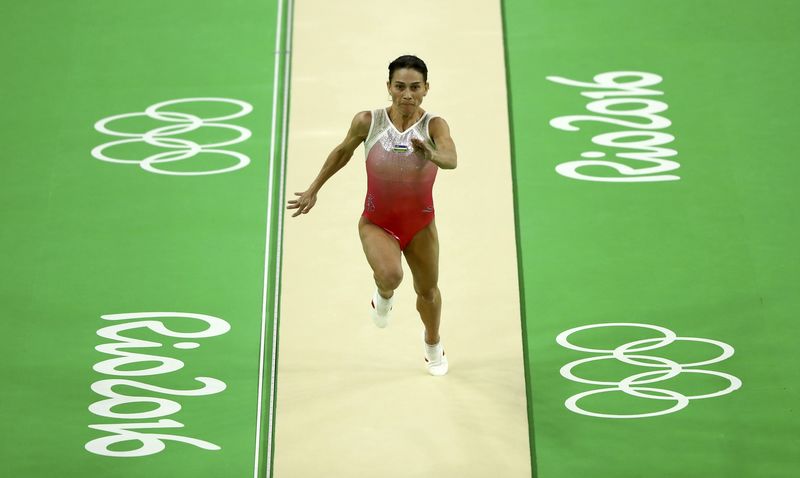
[{"xmin": 287, "ymin": 55, "xmax": 457, "ymax": 376}]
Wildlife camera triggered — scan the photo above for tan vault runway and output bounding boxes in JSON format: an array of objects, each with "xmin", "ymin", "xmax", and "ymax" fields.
[{"xmin": 274, "ymin": 1, "xmax": 531, "ymax": 476}]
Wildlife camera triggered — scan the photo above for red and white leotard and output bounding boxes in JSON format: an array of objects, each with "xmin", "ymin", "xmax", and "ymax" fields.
[{"xmin": 362, "ymin": 107, "xmax": 439, "ymax": 250}]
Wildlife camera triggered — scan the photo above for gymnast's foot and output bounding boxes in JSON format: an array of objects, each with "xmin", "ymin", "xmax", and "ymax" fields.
[
  {"xmin": 424, "ymin": 336, "xmax": 448, "ymax": 376},
  {"xmin": 371, "ymin": 289, "xmax": 393, "ymax": 328}
]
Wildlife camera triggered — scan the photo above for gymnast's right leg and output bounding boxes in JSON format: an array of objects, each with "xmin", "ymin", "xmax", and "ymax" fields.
[{"xmin": 358, "ymin": 216, "xmax": 402, "ymax": 327}]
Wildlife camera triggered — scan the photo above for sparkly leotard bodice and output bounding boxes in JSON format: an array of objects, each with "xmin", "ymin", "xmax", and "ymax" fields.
[{"xmin": 362, "ymin": 108, "xmax": 439, "ymax": 249}]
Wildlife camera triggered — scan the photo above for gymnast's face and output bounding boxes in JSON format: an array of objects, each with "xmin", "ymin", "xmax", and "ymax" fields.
[{"xmin": 387, "ymin": 68, "xmax": 429, "ymax": 113}]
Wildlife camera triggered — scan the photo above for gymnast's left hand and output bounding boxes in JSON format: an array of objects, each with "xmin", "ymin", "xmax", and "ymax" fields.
[{"xmin": 411, "ymin": 137, "xmax": 435, "ymax": 162}]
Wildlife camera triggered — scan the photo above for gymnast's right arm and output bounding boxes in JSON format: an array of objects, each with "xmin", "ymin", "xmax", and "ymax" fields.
[{"xmin": 286, "ymin": 111, "xmax": 371, "ymax": 218}]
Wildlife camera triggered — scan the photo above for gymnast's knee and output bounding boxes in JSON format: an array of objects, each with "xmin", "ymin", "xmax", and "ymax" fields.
[
  {"xmin": 375, "ymin": 268, "xmax": 403, "ymax": 291},
  {"xmin": 415, "ymin": 284, "xmax": 439, "ymax": 303}
]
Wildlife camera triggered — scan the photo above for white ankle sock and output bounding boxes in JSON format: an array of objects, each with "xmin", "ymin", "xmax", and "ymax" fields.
[
  {"xmin": 425, "ymin": 341, "xmax": 443, "ymax": 362},
  {"xmin": 375, "ymin": 291, "xmax": 393, "ymax": 312}
]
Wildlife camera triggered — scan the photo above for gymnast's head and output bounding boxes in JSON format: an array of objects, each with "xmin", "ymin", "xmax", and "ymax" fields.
[{"xmin": 387, "ymin": 55, "xmax": 430, "ymax": 109}]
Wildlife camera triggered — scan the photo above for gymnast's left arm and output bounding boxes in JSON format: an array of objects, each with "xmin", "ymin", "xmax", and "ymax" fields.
[{"xmin": 412, "ymin": 117, "xmax": 457, "ymax": 170}]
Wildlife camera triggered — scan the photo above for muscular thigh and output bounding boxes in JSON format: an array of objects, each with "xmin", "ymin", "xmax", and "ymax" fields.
[
  {"xmin": 403, "ymin": 219, "xmax": 439, "ymax": 290},
  {"xmin": 358, "ymin": 216, "xmax": 402, "ymax": 276}
]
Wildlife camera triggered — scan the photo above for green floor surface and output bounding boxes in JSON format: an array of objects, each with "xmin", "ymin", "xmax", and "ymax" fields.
[
  {"xmin": 503, "ymin": 1, "xmax": 800, "ymax": 477},
  {"xmin": 0, "ymin": 1, "xmax": 288, "ymax": 477}
]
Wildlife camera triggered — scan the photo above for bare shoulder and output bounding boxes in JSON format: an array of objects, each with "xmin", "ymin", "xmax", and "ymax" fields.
[
  {"xmin": 351, "ymin": 110, "xmax": 372, "ymax": 134},
  {"xmin": 429, "ymin": 116, "xmax": 452, "ymax": 138},
  {"xmin": 343, "ymin": 110, "xmax": 372, "ymax": 145}
]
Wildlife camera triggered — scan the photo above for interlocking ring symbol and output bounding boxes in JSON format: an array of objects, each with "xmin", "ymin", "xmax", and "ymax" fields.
[
  {"xmin": 91, "ymin": 98, "xmax": 253, "ymax": 176},
  {"xmin": 556, "ymin": 323, "xmax": 742, "ymax": 419}
]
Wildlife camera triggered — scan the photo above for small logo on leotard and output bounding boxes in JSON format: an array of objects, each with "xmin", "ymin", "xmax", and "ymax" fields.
[
  {"xmin": 365, "ymin": 194, "xmax": 376, "ymax": 212},
  {"xmin": 422, "ymin": 205, "xmax": 434, "ymax": 213},
  {"xmin": 392, "ymin": 144, "xmax": 410, "ymax": 153}
]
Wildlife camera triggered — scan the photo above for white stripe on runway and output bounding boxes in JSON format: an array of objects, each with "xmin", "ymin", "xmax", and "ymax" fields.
[{"xmin": 254, "ymin": 0, "xmax": 289, "ymax": 476}]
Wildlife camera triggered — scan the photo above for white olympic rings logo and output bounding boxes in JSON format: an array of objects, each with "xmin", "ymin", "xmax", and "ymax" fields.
[
  {"xmin": 556, "ymin": 323, "xmax": 742, "ymax": 419},
  {"xmin": 91, "ymin": 98, "xmax": 253, "ymax": 176}
]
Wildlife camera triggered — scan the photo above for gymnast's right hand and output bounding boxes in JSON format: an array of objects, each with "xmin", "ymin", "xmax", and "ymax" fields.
[{"xmin": 286, "ymin": 190, "xmax": 318, "ymax": 217}]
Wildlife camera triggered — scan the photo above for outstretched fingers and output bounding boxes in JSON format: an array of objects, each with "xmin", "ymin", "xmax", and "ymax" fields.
[{"xmin": 286, "ymin": 192, "xmax": 316, "ymax": 217}]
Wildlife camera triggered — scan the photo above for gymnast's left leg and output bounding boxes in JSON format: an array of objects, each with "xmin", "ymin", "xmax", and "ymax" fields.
[{"xmin": 403, "ymin": 219, "xmax": 448, "ymax": 375}]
